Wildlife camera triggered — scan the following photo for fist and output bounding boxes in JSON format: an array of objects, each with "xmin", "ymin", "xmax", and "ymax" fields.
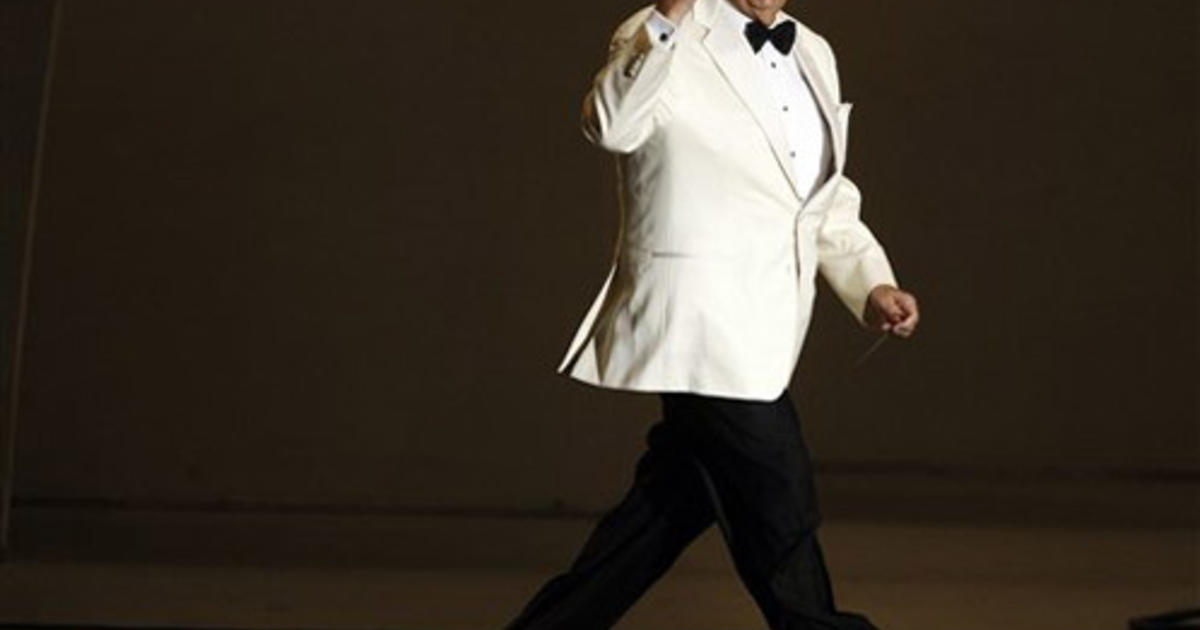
[
  {"xmin": 655, "ymin": 0, "xmax": 698, "ymax": 22},
  {"xmin": 864, "ymin": 284, "xmax": 919, "ymax": 338}
]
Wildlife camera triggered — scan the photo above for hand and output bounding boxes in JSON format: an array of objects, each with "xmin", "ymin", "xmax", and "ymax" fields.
[
  {"xmin": 864, "ymin": 284, "xmax": 919, "ymax": 338},
  {"xmin": 655, "ymin": 0, "xmax": 698, "ymax": 23}
]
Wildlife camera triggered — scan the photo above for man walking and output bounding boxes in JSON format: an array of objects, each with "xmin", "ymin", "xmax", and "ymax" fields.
[{"xmin": 504, "ymin": 0, "xmax": 919, "ymax": 628}]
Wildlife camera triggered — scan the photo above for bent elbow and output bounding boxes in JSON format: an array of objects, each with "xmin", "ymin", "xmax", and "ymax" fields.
[
  {"xmin": 588, "ymin": 126, "xmax": 645, "ymax": 154},
  {"xmin": 581, "ymin": 99, "xmax": 645, "ymax": 154}
]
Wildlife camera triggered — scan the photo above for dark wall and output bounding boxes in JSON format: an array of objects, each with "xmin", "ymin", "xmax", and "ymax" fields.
[
  {"xmin": 1, "ymin": 0, "xmax": 60, "ymax": 549},
  {"xmin": 14, "ymin": 0, "xmax": 1197, "ymax": 512}
]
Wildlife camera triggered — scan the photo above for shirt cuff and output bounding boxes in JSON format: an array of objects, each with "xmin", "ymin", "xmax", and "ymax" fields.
[{"xmin": 644, "ymin": 9, "xmax": 678, "ymax": 50}]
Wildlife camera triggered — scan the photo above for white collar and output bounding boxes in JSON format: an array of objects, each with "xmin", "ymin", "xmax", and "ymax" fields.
[{"xmin": 717, "ymin": 0, "xmax": 790, "ymax": 33}]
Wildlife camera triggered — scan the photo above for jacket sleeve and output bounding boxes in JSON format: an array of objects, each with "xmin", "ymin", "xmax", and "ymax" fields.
[
  {"xmin": 806, "ymin": 29, "xmax": 900, "ymax": 327},
  {"xmin": 816, "ymin": 175, "xmax": 900, "ymax": 327},
  {"xmin": 581, "ymin": 7, "xmax": 679, "ymax": 153}
]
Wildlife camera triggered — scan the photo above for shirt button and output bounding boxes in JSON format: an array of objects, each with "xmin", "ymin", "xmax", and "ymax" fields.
[
  {"xmin": 770, "ymin": 61, "xmax": 777, "ymax": 68},
  {"xmin": 789, "ymin": 151, "xmax": 796, "ymax": 157},
  {"xmin": 783, "ymin": 105, "xmax": 789, "ymax": 112},
  {"xmin": 659, "ymin": 32, "xmax": 669, "ymax": 42}
]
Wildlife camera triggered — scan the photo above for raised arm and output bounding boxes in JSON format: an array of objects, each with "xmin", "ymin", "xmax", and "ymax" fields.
[{"xmin": 581, "ymin": 1, "xmax": 696, "ymax": 153}]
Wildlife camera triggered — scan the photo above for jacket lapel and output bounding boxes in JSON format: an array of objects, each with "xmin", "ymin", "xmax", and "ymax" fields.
[
  {"xmin": 791, "ymin": 31, "xmax": 844, "ymax": 173},
  {"xmin": 696, "ymin": 0, "xmax": 804, "ymax": 202},
  {"xmin": 693, "ymin": 0, "xmax": 847, "ymax": 204}
]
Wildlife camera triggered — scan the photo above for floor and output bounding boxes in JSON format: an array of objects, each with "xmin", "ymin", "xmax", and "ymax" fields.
[{"xmin": 0, "ymin": 476, "xmax": 1196, "ymax": 630}]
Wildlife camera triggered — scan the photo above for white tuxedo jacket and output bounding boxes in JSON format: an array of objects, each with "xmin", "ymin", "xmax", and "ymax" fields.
[{"xmin": 557, "ymin": 0, "xmax": 900, "ymax": 401}]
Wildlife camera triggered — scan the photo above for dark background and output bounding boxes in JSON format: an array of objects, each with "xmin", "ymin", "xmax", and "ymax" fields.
[{"xmin": 11, "ymin": 0, "xmax": 1197, "ymax": 518}]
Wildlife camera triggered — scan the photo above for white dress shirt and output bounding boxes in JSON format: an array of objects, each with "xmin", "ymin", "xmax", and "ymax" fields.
[{"xmin": 644, "ymin": 3, "xmax": 833, "ymax": 201}]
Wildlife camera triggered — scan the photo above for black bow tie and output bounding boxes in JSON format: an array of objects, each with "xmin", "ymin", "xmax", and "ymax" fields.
[{"xmin": 744, "ymin": 19, "xmax": 796, "ymax": 55}]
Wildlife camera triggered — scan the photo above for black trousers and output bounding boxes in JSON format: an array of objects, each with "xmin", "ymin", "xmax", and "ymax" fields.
[{"xmin": 502, "ymin": 388, "xmax": 880, "ymax": 630}]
